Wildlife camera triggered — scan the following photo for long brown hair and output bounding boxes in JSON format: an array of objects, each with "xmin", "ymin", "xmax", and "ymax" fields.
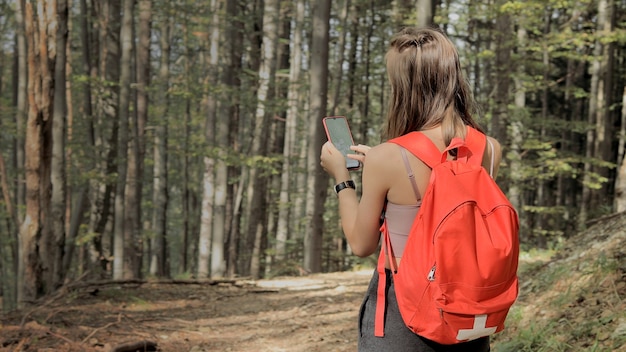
[{"xmin": 384, "ymin": 27, "xmax": 483, "ymax": 144}]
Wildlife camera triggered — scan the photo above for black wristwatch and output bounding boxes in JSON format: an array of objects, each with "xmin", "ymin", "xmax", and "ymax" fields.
[{"xmin": 334, "ymin": 180, "xmax": 356, "ymax": 195}]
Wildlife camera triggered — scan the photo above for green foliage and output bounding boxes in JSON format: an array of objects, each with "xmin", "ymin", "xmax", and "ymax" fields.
[
  {"xmin": 244, "ymin": 154, "xmax": 282, "ymax": 176},
  {"xmin": 75, "ymin": 224, "xmax": 98, "ymax": 246},
  {"xmin": 1, "ymin": 0, "xmax": 624, "ymax": 287}
]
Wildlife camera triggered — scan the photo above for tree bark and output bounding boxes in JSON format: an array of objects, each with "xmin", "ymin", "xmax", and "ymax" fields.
[
  {"xmin": 329, "ymin": 0, "xmax": 350, "ymax": 116},
  {"xmin": 492, "ymin": 2, "xmax": 512, "ymax": 143},
  {"xmin": 358, "ymin": 0, "xmax": 374, "ymax": 142},
  {"xmin": 509, "ymin": 26, "xmax": 526, "ymax": 240},
  {"xmin": 35, "ymin": 0, "xmax": 57, "ymax": 294},
  {"xmin": 416, "ymin": 0, "xmax": 435, "ymax": 27},
  {"xmin": 615, "ymin": 86, "xmax": 626, "ymax": 212},
  {"xmin": 198, "ymin": 0, "xmax": 221, "ymax": 278},
  {"xmin": 209, "ymin": 0, "xmax": 227, "ymax": 279},
  {"xmin": 243, "ymin": 0, "xmax": 279, "ymax": 279},
  {"xmin": 304, "ymin": 0, "xmax": 330, "ymax": 273},
  {"xmin": 14, "ymin": 0, "xmax": 27, "ymax": 223},
  {"xmin": 150, "ymin": 8, "xmax": 172, "ymax": 278},
  {"xmin": 225, "ymin": 0, "xmax": 243, "ymax": 278},
  {"xmin": 580, "ymin": 0, "xmax": 612, "ymax": 228},
  {"xmin": 276, "ymin": 0, "xmax": 305, "ymax": 261},
  {"xmin": 593, "ymin": 0, "xmax": 615, "ymax": 205},
  {"xmin": 63, "ymin": 0, "xmax": 89, "ymax": 277},
  {"xmin": 0, "ymin": 153, "xmax": 19, "ymax": 230},
  {"xmin": 19, "ymin": 0, "xmax": 55, "ymax": 305},
  {"xmin": 122, "ymin": 0, "xmax": 151, "ymax": 279},
  {"xmin": 113, "ymin": 0, "xmax": 134, "ymax": 279},
  {"xmin": 49, "ymin": 0, "xmax": 69, "ymax": 290},
  {"xmin": 88, "ymin": 0, "xmax": 120, "ymax": 278}
]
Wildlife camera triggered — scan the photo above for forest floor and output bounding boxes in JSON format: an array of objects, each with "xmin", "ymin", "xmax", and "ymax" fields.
[
  {"xmin": 0, "ymin": 268, "xmax": 370, "ymax": 352},
  {"xmin": 1, "ymin": 212, "xmax": 625, "ymax": 352}
]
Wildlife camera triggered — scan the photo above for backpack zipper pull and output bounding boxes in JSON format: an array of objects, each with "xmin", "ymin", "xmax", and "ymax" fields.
[{"xmin": 428, "ymin": 265, "xmax": 436, "ymax": 281}]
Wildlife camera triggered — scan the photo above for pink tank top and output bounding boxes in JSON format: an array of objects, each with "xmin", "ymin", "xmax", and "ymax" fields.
[
  {"xmin": 384, "ymin": 146, "xmax": 421, "ymax": 257},
  {"xmin": 385, "ymin": 140, "xmax": 494, "ymax": 257},
  {"xmin": 384, "ymin": 201, "xmax": 420, "ymax": 257}
]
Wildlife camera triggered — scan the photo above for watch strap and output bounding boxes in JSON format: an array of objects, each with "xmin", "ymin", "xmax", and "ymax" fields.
[{"xmin": 334, "ymin": 180, "xmax": 356, "ymax": 194}]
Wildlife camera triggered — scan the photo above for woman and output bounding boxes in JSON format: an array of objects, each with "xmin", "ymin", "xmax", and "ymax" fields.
[{"xmin": 320, "ymin": 27, "xmax": 502, "ymax": 351}]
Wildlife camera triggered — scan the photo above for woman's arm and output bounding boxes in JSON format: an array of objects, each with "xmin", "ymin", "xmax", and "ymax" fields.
[{"xmin": 320, "ymin": 142, "xmax": 388, "ymax": 257}]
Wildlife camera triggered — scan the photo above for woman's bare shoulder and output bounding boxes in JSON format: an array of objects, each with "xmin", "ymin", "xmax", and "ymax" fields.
[
  {"xmin": 366, "ymin": 142, "xmax": 403, "ymax": 163},
  {"xmin": 484, "ymin": 135, "xmax": 503, "ymax": 178},
  {"xmin": 486, "ymin": 136, "xmax": 502, "ymax": 157},
  {"xmin": 486, "ymin": 135, "xmax": 501, "ymax": 148}
]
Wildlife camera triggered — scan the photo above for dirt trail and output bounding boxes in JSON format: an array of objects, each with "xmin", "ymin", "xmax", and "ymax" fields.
[{"xmin": 0, "ymin": 270, "xmax": 373, "ymax": 352}]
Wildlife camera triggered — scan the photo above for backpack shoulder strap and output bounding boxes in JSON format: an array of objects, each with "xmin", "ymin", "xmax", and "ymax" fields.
[
  {"xmin": 465, "ymin": 126, "xmax": 487, "ymax": 167},
  {"xmin": 389, "ymin": 132, "xmax": 441, "ymax": 168},
  {"xmin": 389, "ymin": 127, "xmax": 489, "ymax": 168}
]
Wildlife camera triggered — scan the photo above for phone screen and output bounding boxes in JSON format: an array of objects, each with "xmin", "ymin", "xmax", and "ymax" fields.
[{"xmin": 323, "ymin": 116, "xmax": 361, "ymax": 170}]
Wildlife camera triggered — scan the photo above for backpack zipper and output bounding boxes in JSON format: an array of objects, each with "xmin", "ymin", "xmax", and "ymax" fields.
[{"xmin": 428, "ymin": 264, "xmax": 436, "ymax": 281}]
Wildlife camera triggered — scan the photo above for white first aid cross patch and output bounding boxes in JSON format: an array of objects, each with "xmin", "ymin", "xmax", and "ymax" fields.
[{"xmin": 456, "ymin": 315, "xmax": 497, "ymax": 341}]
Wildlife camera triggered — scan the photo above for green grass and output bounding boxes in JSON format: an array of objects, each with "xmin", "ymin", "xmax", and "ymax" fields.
[{"xmin": 492, "ymin": 246, "xmax": 626, "ymax": 352}]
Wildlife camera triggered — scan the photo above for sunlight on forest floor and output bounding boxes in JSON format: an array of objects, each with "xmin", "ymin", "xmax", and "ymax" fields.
[{"xmin": 254, "ymin": 269, "xmax": 372, "ymax": 290}]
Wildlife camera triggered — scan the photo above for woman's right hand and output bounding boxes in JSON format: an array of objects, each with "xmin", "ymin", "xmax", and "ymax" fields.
[{"xmin": 348, "ymin": 144, "xmax": 371, "ymax": 165}]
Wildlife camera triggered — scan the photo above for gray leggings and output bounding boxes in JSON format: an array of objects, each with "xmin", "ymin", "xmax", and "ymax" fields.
[{"xmin": 358, "ymin": 270, "xmax": 491, "ymax": 352}]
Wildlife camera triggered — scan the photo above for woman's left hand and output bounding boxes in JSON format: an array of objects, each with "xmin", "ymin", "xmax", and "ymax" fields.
[{"xmin": 320, "ymin": 142, "xmax": 372, "ymax": 179}]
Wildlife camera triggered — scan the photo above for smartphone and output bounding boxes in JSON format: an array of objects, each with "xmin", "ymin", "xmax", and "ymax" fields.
[{"xmin": 322, "ymin": 116, "xmax": 361, "ymax": 170}]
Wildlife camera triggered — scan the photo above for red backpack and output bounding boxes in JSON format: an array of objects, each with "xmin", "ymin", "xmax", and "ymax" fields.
[{"xmin": 374, "ymin": 126, "xmax": 519, "ymax": 344}]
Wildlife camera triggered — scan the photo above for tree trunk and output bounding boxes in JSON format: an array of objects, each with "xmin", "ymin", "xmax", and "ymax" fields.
[
  {"xmin": 48, "ymin": 0, "xmax": 69, "ymax": 290},
  {"xmin": 121, "ymin": 0, "xmax": 151, "ymax": 279},
  {"xmin": 357, "ymin": 0, "xmax": 373, "ymax": 141},
  {"xmin": 197, "ymin": 0, "xmax": 221, "ymax": 278},
  {"xmin": 580, "ymin": 0, "xmax": 612, "ymax": 228},
  {"xmin": 329, "ymin": 0, "xmax": 350, "ymax": 116},
  {"xmin": 198, "ymin": 150, "xmax": 215, "ymax": 278},
  {"xmin": 276, "ymin": 0, "xmax": 305, "ymax": 261},
  {"xmin": 416, "ymin": 0, "xmax": 435, "ymax": 27},
  {"xmin": 304, "ymin": 0, "xmax": 330, "ymax": 273},
  {"xmin": 150, "ymin": 10, "xmax": 172, "ymax": 278},
  {"xmin": 244, "ymin": 0, "xmax": 279, "ymax": 279},
  {"xmin": 180, "ymin": 20, "xmax": 191, "ymax": 275},
  {"xmin": 347, "ymin": 8, "xmax": 358, "ymax": 110},
  {"xmin": 32, "ymin": 0, "xmax": 56, "ymax": 295},
  {"xmin": 63, "ymin": 0, "xmax": 89, "ymax": 277},
  {"xmin": 19, "ymin": 0, "xmax": 56, "ymax": 305},
  {"xmin": 209, "ymin": 0, "xmax": 226, "ymax": 279},
  {"xmin": 615, "ymin": 86, "xmax": 626, "ymax": 212},
  {"xmin": 559, "ymin": 57, "xmax": 585, "ymax": 231},
  {"xmin": 509, "ymin": 26, "xmax": 526, "ymax": 240},
  {"xmin": 225, "ymin": 0, "xmax": 243, "ymax": 278},
  {"xmin": 88, "ymin": 0, "xmax": 120, "ymax": 278},
  {"xmin": 534, "ymin": 10, "xmax": 552, "ymax": 247},
  {"xmin": 113, "ymin": 0, "xmax": 134, "ymax": 280},
  {"xmin": 492, "ymin": 3, "xmax": 512, "ymax": 143},
  {"xmin": 14, "ymin": 0, "xmax": 27, "ymax": 224},
  {"xmin": 264, "ymin": 11, "xmax": 291, "ymax": 275},
  {"xmin": 593, "ymin": 0, "xmax": 615, "ymax": 206},
  {"xmin": 0, "ymin": 153, "xmax": 18, "ymax": 230}
]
